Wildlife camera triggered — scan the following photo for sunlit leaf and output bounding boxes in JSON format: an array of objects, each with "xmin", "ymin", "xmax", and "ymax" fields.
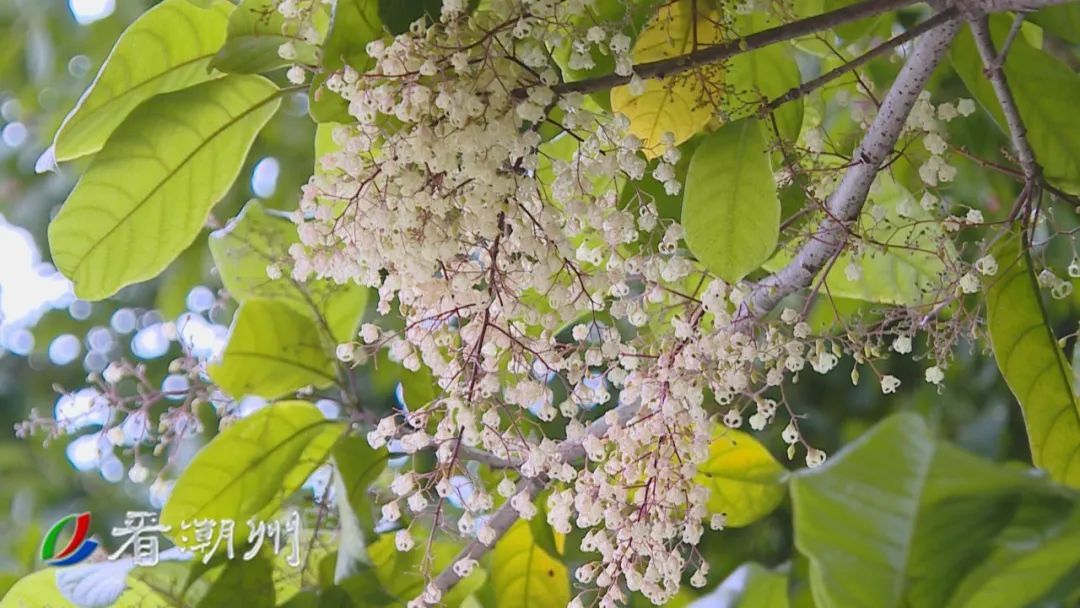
[
  {"xmin": 951, "ymin": 16, "xmax": 1080, "ymax": 194},
  {"xmin": 683, "ymin": 118, "xmax": 779, "ymax": 283},
  {"xmin": 695, "ymin": 428, "xmax": 787, "ymax": 527},
  {"xmin": 161, "ymin": 401, "xmax": 345, "ymax": 548},
  {"xmin": 791, "ymin": 413, "xmax": 1072, "ymax": 607},
  {"xmin": 49, "ymin": 75, "xmax": 281, "ymax": 300},
  {"xmin": 52, "ymin": 0, "xmax": 233, "ymax": 161},
  {"xmin": 209, "ymin": 300, "xmax": 339, "ymax": 399},
  {"xmin": 490, "ymin": 520, "xmax": 570, "ymax": 608},
  {"xmin": 209, "ymin": 200, "xmax": 368, "ymax": 342},
  {"xmin": 610, "ymin": 0, "xmax": 723, "ymax": 156},
  {"xmin": 369, "ymin": 533, "xmax": 486, "ymax": 606},
  {"xmin": 986, "ymin": 233, "xmax": 1080, "ymax": 488},
  {"xmin": 196, "ymin": 553, "xmax": 275, "ymax": 608},
  {"xmin": 213, "ymin": 0, "xmax": 319, "ymax": 74}
]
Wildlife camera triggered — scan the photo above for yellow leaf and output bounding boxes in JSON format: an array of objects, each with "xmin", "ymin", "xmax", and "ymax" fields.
[
  {"xmin": 610, "ymin": 0, "xmax": 723, "ymax": 157},
  {"xmin": 695, "ymin": 428, "xmax": 787, "ymax": 527},
  {"xmin": 491, "ymin": 521, "xmax": 570, "ymax": 608}
]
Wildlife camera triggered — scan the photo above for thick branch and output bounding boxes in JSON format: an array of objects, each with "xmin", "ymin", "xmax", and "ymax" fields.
[
  {"xmin": 551, "ymin": 0, "xmax": 923, "ymax": 96},
  {"xmin": 969, "ymin": 17, "xmax": 1040, "ymax": 181},
  {"xmin": 765, "ymin": 8, "xmax": 957, "ymax": 112},
  {"xmin": 743, "ymin": 18, "xmax": 961, "ymax": 318},
  {"xmin": 548, "ymin": 0, "xmax": 1062, "ymax": 98}
]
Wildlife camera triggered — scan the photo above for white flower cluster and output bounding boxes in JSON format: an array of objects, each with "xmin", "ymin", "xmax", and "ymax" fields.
[{"xmin": 273, "ymin": 0, "xmax": 969, "ymax": 604}]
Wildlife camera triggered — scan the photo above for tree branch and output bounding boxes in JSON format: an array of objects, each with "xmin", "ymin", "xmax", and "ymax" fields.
[
  {"xmin": 969, "ymin": 17, "xmax": 1040, "ymax": 182},
  {"xmin": 550, "ymin": 0, "xmax": 924, "ymax": 96},
  {"xmin": 764, "ymin": 7, "xmax": 957, "ymax": 113},
  {"xmin": 743, "ymin": 18, "xmax": 961, "ymax": 319}
]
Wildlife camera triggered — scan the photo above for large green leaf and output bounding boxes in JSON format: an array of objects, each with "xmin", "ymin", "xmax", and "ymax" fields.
[
  {"xmin": 986, "ymin": 234, "xmax": 1080, "ymax": 488},
  {"xmin": 1030, "ymin": 3, "xmax": 1080, "ymax": 44},
  {"xmin": 209, "ymin": 200, "xmax": 368, "ymax": 342},
  {"xmin": 209, "ymin": 300, "xmax": 339, "ymax": 399},
  {"xmin": 0, "ymin": 570, "xmax": 74, "ymax": 608},
  {"xmin": 161, "ymin": 401, "xmax": 345, "ymax": 547},
  {"xmin": 791, "ymin": 413, "xmax": 1075, "ymax": 608},
  {"xmin": 695, "ymin": 428, "xmax": 787, "ymax": 527},
  {"xmin": 49, "ymin": 75, "xmax": 281, "ymax": 301},
  {"xmin": 725, "ymin": 15, "xmax": 803, "ymax": 142},
  {"xmin": 682, "ymin": 119, "xmax": 779, "ymax": 283},
  {"xmin": 951, "ymin": 16, "xmax": 1080, "ymax": 194},
  {"xmin": 489, "ymin": 520, "xmax": 570, "ymax": 608},
  {"xmin": 52, "ymin": 0, "xmax": 233, "ymax": 161},
  {"xmin": 213, "ymin": 0, "xmax": 320, "ymax": 74},
  {"xmin": 368, "ymin": 533, "xmax": 486, "ymax": 606},
  {"xmin": 196, "ymin": 554, "xmax": 275, "ymax": 608}
]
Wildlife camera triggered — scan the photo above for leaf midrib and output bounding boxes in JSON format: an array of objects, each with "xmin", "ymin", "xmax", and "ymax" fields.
[{"xmin": 67, "ymin": 86, "xmax": 281, "ymax": 274}]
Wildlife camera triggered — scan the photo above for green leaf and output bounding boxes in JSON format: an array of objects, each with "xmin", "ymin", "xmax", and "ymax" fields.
[
  {"xmin": 369, "ymin": 533, "xmax": 486, "ymax": 606},
  {"xmin": 161, "ymin": 401, "xmax": 345, "ymax": 547},
  {"xmin": 790, "ymin": 413, "xmax": 1072, "ymax": 608},
  {"xmin": 725, "ymin": 15, "xmax": 803, "ymax": 142},
  {"xmin": 1030, "ymin": 3, "xmax": 1080, "ymax": 44},
  {"xmin": 951, "ymin": 16, "xmax": 1080, "ymax": 194},
  {"xmin": 986, "ymin": 233, "xmax": 1080, "ymax": 488},
  {"xmin": 695, "ymin": 428, "xmax": 787, "ymax": 527},
  {"xmin": 308, "ymin": 0, "xmax": 382, "ymax": 122},
  {"xmin": 326, "ymin": 0, "xmax": 382, "ymax": 70},
  {"xmin": 682, "ymin": 119, "xmax": 779, "ymax": 283},
  {"xmin": 946, "ymin": 506, "xmax": 1080, "ymax": 607},
  {"xmin": 0, "ymin": 570, "xmax": 74, "ymax": 608},
  {"xmin": 490, "ymin": 520, "xmax": 570, "ymax": 608},
  {"xmin": 52, "ymin": 0, "xmax": 233, "ymax": 161},
  {"xmin": 209, "ymin": 300, "xmax": 339, "ymax": 399},
  {"xmin": 716, "ymin": 563, "xmax": 789, "ymax": 608},
  {"xmin": 48, "ymin": 75, "xmax": 281, "ymax": 301},
  {"xmin": 197, "ymin": 554, "xmax": 276, "ymax": 608},
  {"xmin": 213, "ymin": 0, "xmax": 319, "ymax": 74},
  {"xmin": 209, "ymin": 200, "xmax": 368, "ymax": 342},
  {"xmin": 379, "ymin": 0, "xmax": 441, "ymax": 35}
]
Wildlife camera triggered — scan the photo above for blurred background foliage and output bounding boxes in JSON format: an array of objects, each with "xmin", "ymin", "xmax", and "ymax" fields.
[{"xmin": 1, "ymin": 0, "xmax": 1079, "ymax": 603}]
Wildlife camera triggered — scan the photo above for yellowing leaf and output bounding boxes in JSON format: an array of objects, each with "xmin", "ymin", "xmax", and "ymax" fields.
[
  {"xmin": 209, "ymin": 200, "xmax": 368, "ymax": 342},
  {"xmin": 209, "ymin": 300, "xmax": 339, "ymax": 399},
  {"xmin": 696, "ymin": 428, "xmax": 787, "ymax": 527},
  {"xmin": 683, "ymin": 119, "xmax": 780, "ymax": 283},
  {"xmin": 52, "ymin": 0, "xmax": 233, "ymax": 161},
  {"xmin": 987, "ymin": 233, "xmax": 1080, "ymax": 488},
  {"xmin": 610, "ymin": 0, "xmax": 722, "ymax": 156},
  {"xmin": 491, "ymin": 521, "xmax": 570, "ymax": 608},
  {"xmin": 49, "ymin": 75, "xmax": 281, "ymax": 301},
  {"xmin": 161, "ymin": 401, "xmax": 345, "ymax": 547}
]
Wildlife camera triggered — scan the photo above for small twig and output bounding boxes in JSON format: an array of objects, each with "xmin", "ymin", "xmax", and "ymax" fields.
[
  {"xmin": 764, "ymin": 8, "xmax": 957, "ymax": 113},
  {"xmin": 970, "ymin": 17, "xmax": 1040, "ymax": 183}
]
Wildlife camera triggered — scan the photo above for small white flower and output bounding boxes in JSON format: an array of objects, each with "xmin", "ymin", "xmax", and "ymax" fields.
[
  {"xmin": 395, "ymin": 529, "xmax": 414, "ymax": 552},
  {"xmin": 925, "ymin": 366, "xmax": 945, "ymax": 384},
  {"xmin": 881, "ymin": 374, "xmax": 901, "ymax": 394},
  {"xmin": 892, "ymin": 335, "xmax": 912, "ymax": 355},
  {"xmin": 805, "ymin": 448, "xmax": 827, "ymax": 468},
  {"xmin": 959, "ymin": 272, "xmax": 980, "ymax": 294},
  {"xmin": 974, "ymin": 254, "xmax": 998, "ymax": 276},
  {"xmin": 957, "ymin": 98, "xmax": 976, "ymax": 116}
]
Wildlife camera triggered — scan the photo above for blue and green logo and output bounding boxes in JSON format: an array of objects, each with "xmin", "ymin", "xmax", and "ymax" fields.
[{"xmin": 41, "ymin": 512, "xmax": 98, "ymax": 566}]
